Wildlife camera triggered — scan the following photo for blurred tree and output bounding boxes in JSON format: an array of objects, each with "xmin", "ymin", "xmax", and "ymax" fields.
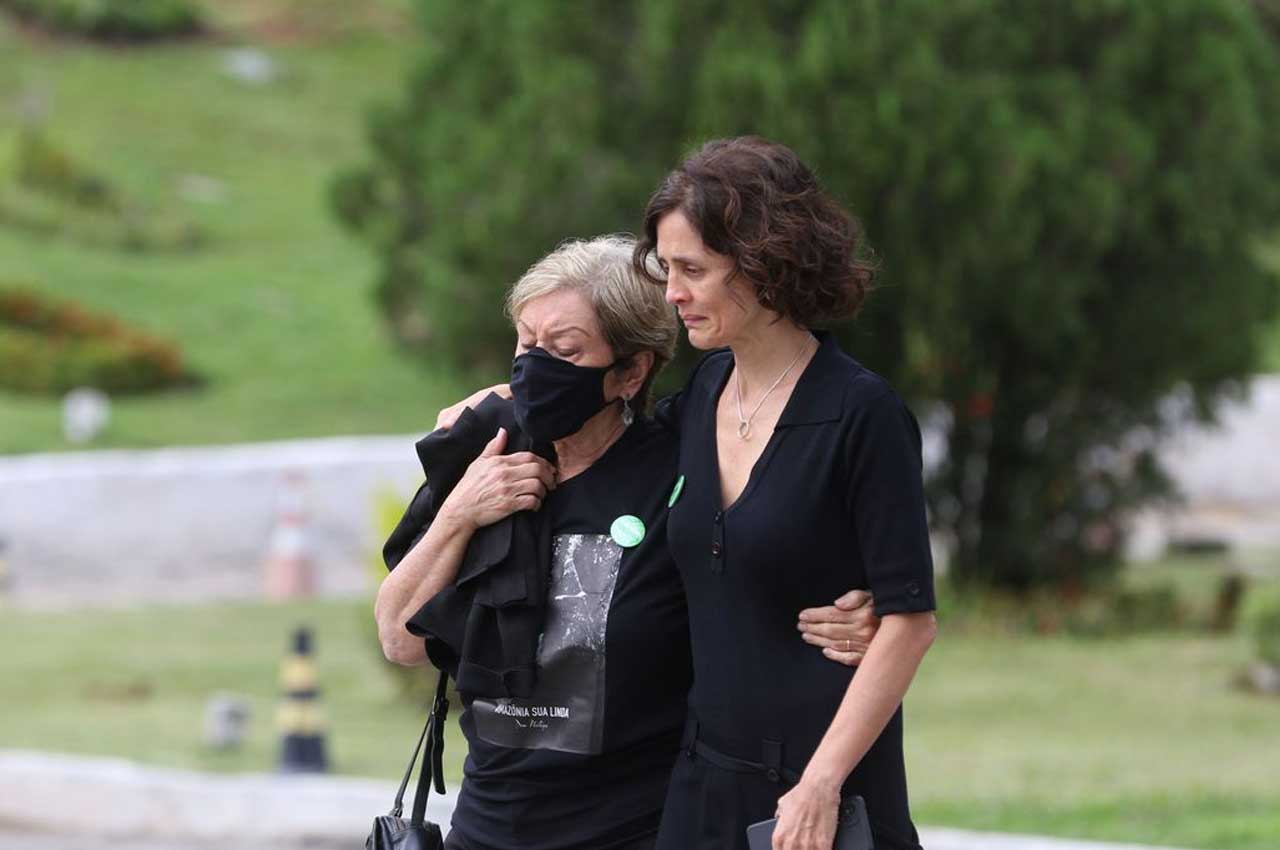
[
  {"xmin": 331, "ymin": 1, "xmax": 684, "ymax": 374},
  {"xmin": 333, "ymin": 0, "xmax": 1280, "ymax": 591}
]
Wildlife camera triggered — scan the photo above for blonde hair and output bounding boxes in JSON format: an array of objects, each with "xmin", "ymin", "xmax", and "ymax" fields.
[{"xmin": 506, "ymin": 234, "xmax": 678, "ymax": 412}]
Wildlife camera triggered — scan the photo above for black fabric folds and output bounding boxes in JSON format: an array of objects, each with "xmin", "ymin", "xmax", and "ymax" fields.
[{"xmin": 382, "ymin": 393, "xmax": 556, "ymax": 699}]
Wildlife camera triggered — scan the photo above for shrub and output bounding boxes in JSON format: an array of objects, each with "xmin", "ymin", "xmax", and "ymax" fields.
[
  {"xmin": 0, "ymin": 287, "xmax": 194, "ymax": 395},
  {"xmin": 0, "ymin": 130, "xmax": 205, "ymax": 252},
  {"xmin": 0, "ymin": 0, "xmax": 202, "ymax": 41},
  {"xmin": 15, "ymin": 131, "xmax": 119, "ymax": 212},
  {"xmin": 934, "ymin": 571, "xmax": 1206, "ymax": 637},
  {"xmin": 1252, "ymin": 593, "xmax": 1280, "ymax": 667}
]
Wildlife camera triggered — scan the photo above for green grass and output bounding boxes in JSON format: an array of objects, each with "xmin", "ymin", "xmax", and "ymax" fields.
[
  {"xmin": 907, "ymin": 631, "xmax": 1280, "ymax": 850},
  {"xmin": 0, "ymin": 8, "xmax": 468, "ymax": 454},
  {"xmin": 0, "ymin": 597, "xmax": 468, "ymax": 781},
  {"xmin": 2, "ymin": 568, "xmax": 1279, "ymax": 850}
]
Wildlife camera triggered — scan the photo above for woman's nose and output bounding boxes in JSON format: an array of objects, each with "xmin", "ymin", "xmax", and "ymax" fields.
[{"xmin": 665, "ymin": 275, "xmax": 688, "ymax": 305}]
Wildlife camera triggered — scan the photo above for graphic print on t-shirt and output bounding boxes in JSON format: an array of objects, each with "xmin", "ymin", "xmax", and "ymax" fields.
[{"xmin": 472, "ymin": 533, "xmax": 622, "ymax": 754}]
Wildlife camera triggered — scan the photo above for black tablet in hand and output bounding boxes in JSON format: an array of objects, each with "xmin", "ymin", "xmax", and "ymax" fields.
[{"xmin": 745, "ymin": 795, "xmax": 873, "ymax": 850}]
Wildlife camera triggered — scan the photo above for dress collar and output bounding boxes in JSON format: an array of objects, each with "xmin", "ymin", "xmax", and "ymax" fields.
[
  {"xmin": 709, "ymin": 330, "xmax": 848, "ymax": 429},
  {"xmin": 775, "ymin": 330, "xmax": 848, "ymax": 427}
]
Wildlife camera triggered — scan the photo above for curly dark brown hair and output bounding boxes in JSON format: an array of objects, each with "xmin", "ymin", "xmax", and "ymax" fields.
[{"xmin": 633, "ymin": 136, "xmax": 875, "ymax": 326}]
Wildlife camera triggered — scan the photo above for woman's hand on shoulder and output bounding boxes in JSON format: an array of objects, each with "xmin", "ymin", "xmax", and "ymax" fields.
[
  {"xmin": 437, "ymin": 428, "xmax": 556, "ymax": 530},
  {"xmin": 435, "ymin": 384, "xmax": 512, "ymax": 431},
  {"xmin": 797, "ymin": 589, "xmax": 880, "ymax": 667}
]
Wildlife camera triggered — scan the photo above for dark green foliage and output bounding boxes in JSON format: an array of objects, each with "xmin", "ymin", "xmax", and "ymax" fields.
[
  {"xmin": 332, "ymin": 0, "xmax": 685, "ymax": 374},
  {"xmin": 0, "ymin": 130, "xmax": 206, "ymax": 252},
  {"xmin": 15, "ymin": 131, "xmax": 118, "ymax": 211},
  {"xmin": 0, "ymin": 0, "xmax": 201, "ymax": 41},
  {"xmin": 335, "ymin": 0, "xmax": 1280, "ymax": 591},
  {"xmin": 1252, "ymin": 590, "xmax": 1280, "ymax": 666},
  {"xmin": 933, "ymin": 573, "xmax": 1205, "ymax": 637},
  {"xmin": 0, "ymin": 287, "xmax": 195, "ymax": 395}
]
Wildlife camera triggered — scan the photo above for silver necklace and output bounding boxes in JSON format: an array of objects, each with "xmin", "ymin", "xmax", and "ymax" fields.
[{"xmin": 733, "ymin": 336, "xmax": 814, "ymax": 440}]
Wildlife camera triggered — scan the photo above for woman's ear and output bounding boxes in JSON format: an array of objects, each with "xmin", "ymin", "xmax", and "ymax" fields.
[{"xmin": 618, "ymin": 350, "xmax": 655, "ymax": 400}]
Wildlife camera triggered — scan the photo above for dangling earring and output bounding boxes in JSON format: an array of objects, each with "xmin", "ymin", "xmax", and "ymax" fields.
[{"xmin": 621, "ymin": 395, "xmax": 635, "ymax": 426}]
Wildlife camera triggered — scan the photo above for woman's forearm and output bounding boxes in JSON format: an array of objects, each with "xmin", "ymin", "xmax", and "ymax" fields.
[
  {"xmin": 375, "ymin": 425, "xmax": 554, "ymax": 666},
  {"xmin": 374, "ymin": 505, "xmax": 475, "ymax": 666},
  {"xmin": 801, "ymin": 612, "xmax": 937, "ymax": 791}
]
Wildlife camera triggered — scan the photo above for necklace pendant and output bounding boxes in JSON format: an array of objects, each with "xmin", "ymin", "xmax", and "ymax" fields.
[{"xmin": 737, "ymin": 420, "xmax": 751, "ymax": 440}]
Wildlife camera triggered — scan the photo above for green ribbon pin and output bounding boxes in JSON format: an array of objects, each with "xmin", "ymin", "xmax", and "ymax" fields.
[
  {"xmin": 668, "ymin": 474, "xmax": 685, "ymax": 508},
  {"xmin": 610, "ymin": 514, "xmax": 646, "ymax": 548}
]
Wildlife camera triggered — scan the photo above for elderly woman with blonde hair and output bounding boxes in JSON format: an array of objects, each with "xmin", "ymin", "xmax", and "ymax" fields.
[{"xmin": 376, "ymin": 234, "xmax": 879, "ymax": 850}]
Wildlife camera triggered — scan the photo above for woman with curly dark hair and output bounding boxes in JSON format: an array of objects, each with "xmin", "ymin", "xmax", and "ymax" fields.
[{"xmin": 636, "ymin": 137, "xmax": 937, "ymax": 850}]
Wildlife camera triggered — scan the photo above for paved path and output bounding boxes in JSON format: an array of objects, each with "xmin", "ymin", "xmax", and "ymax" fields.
[
  {"xmin": 0, "ymin": 827, "xmax": 1201, "ymax": 850},
  {"xmin": 0, "ymin": 752, "xmax": 1198, "ymax": 850},
  {"xmin": 0, "ymin": 835, "xmax": 282, "ymax": 850},
  {"xmin": 0, "ymin": 750, "xmax": 452, "ymax": 847}
]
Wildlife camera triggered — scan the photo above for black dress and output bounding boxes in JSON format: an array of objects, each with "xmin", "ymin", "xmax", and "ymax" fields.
[{"xmin": 654, "ymin": 332, "xmax": 936, "ymax": 850}]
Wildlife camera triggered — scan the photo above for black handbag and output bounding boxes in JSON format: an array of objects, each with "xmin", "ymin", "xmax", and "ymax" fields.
[{"xmin": 365, "ymin": 669, "xmax": 451, "ymax": 850}]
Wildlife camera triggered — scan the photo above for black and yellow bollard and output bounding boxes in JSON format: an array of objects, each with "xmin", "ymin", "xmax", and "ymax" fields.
[{"xmin": 276, "ymin": 626, "xmax": 329, "ymax": 773}]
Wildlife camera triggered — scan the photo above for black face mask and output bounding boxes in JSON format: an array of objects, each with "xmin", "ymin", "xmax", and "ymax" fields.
[{"xmin": 510, "ymin": 347, "xmax": 617, "ymax": 443}]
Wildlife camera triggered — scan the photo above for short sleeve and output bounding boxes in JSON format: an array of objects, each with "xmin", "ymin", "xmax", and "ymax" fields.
[{"xmin": 844, "ymin": 389, "xmax": 936, "ymax": 617}]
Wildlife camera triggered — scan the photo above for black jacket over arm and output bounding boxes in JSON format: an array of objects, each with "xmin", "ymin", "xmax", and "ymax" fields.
[{"xmin": 382, "ymin": 393, "xmax": 555, "ymax": 699}]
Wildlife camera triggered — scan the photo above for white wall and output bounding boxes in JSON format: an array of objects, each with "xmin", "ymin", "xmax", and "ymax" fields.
[{"xmin": 0, "ymin": 435, "xmax": 425, "ymax": 608}]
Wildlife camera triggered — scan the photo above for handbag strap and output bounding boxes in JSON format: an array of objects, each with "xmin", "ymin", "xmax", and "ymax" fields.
[{"xmin": 389, "ymin": 668, "xmax": 451, "ymax": 821}]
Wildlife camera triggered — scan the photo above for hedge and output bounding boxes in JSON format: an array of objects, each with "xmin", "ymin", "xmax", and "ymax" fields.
[
  {"xmin": 0, "ymin": 287, "xmax": 194, "ymax": 395},
  {"xmin": 0, "ymin": 0, "xmax": 202, "ymax": 42}
]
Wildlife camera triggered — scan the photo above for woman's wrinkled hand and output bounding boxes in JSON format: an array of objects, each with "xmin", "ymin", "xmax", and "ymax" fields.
[
  {"xmin": 797, "ymin": 589, "xmax": 880, "ymax": 667},
  {"xmin": 438, "ymin": 428, "xmax": 556, "ymax": 530},
  {"xmin": 435, "ymin": 384, "xmax": 512, "ymax": 431},
  {"xmin": 772, "ymin": 778, "xmax": 840, "ymax": 850}
]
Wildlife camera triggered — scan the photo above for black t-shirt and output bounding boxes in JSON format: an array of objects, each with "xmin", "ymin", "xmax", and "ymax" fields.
[
  {"xmin": 449, "ymin": 417, "xmax": 692, "ymax": 850},
  {"xmin": 662, "ymin": 331, "xmax": 936, "ymax": 848}
]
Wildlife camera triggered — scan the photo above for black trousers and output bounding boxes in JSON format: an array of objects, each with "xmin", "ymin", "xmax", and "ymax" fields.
[
  {"xmin": 444, "ymin": 828, "xmax": 656, "ymax": 850},
  {"xmin": 655, "ymin": 733, "xmax": 923, "ymax": 850}
]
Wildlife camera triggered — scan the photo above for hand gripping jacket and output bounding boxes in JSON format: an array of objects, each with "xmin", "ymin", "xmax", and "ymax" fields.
[{"xmin": 382, "ymin": 393, "xmax": 555, "ymax": 699}]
